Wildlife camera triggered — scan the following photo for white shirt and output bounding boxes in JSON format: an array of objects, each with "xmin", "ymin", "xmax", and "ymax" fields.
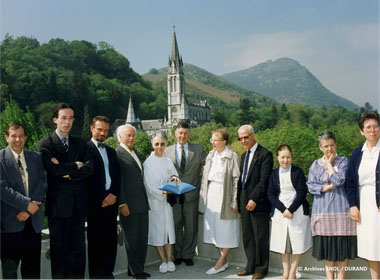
[
  {"xmin": 120, "ymin": 143, "xmax": 142, "ymax": 171},
  {"xmin": 359, "ymin": 139, "xmax": 380, "ymax": 186},
  {"xmin": 176, "ymin": 142, "xmax": 189, "ymax": 167},
  {"xmin": 242, "ymin": 142, "xmax": 258, "ymax": 184},
  {"xmin": 91, "ymin": 138, "xmax": 111, "ymax": 190}
]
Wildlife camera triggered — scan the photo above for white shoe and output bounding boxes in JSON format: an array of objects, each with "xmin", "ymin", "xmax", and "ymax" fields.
[
  {"xmin": 167, "ymin": 261, "xmax": 176, "ymax": 272},
  {"xmin": 206, "ymin": 266, "xmax": 226, "ymax": 275},
  {"xmin": 223, "ymin": 263, "xmax": 229, "ymax": 269},
  {"xmin": 159, "ymin": 262, "xmax": 168, "ymax": 273}
]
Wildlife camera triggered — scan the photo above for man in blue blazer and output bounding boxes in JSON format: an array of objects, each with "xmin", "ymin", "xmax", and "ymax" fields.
[
  {"xmin": 1, "ymin": 122, "xmax": 47, "ymax": 279},
  {"xmin": 38, "ymin": 103, "xmax": 93, "ymax": 279},
  {"xmin": 86, "ymin": 116, "xmax": 120, "ymax": 279},
  {"xmin": 237, "ymin": 125, "xmax": 273, "ymax": 280}
]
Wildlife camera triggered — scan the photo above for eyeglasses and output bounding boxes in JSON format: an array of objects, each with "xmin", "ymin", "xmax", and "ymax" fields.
[
  {"xmin": 238, "ymin": 134, "xmax": 252, "ymax": 141},
  {"xmin": 320, "ymin": 143, "xmax": 336, "ymax": 150},
  {"xmin": 210, "ymin": 138, "xmax": 223, "ymax": 143},
  {"xmin": 363, "ymin": 125, "xmax": 379, "ymax": 131},
  {"xmin": 154, "ymin": 142, "xmax": 166, "ymax": 147}
]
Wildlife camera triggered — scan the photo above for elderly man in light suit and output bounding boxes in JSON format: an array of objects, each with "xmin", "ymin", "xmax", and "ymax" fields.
[
  {"xmin": 164, "ymin": 122, "xmax": 207, "ymax": 266},
  {"xmin": 116, "ymin": 124, "xmax": 150, "ymax": 279},
  {"xmin": 0, "ymin": 122, "xmax": 47, "ymax": 279}
]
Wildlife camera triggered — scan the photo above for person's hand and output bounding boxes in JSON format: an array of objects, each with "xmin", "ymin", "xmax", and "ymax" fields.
[
  {"xmin": 16, "ymin": 211, "xmax": 30, "ymax": 222},
  {"xmin": 169, "ymin": 176, "xmax": 181, "ymax": 183},
  {"xmin": 283, "ymin": 209, "xmax": 293, "ymax": 219},
  {"xmin": 350, "ymin": 206, "xmax": 361, "ymax": 223},
  {"xmin": 51, "ymin": 157, "xmax": 59, "ymax": 164},
  {"xmin": 102, "ymin": 194, "xmax": 117, "ymax": 207},
  {"xmin": 76, "ymin": 161, "xmax": 84, "ymax": 169},
  {"xmin": 326, "ymin": 152, "xmax": 336, "ymax": 165},
  {"xmin": 27, "ymin": 201, "xmax": 41, "ymax": 215},
  {"xmin": 246, "ymin": 200, "xmax": 256, "ymax": 211},
  {"xmin": 231, "ymin": 207, "xmax": 238, "ymax": 213},
  {"xmin": 321, "ymin": 184, "xmax": 336, "ymax": 193},
  {"xmin": 120, "ymin": 204, "xmax": 130, "ymax": 217}
]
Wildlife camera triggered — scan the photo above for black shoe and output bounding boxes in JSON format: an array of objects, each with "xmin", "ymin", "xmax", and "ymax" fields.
[
  {"xmin": 183, "ymin": 259, "xmax": 194, "ymax": 266},
  {"xmin": 134, "ymin": 272, "xmax": 150, "ymax": 279},
  {"xmin": 174, "ymin": 258, "xmax": 183, "ymax": 265},
  {"xmin": 128, "ymin": 268, "xmax": 133, "ymax": 276}
]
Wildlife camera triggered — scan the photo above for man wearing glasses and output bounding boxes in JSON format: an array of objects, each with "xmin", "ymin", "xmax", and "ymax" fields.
[{"xmin": 237, "ymin": 125, "xmax": 273, "ymax": 279}]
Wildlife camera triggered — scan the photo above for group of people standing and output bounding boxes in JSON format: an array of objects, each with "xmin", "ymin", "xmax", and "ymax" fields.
[{"xmin": 1, "ymin": 102, "xmax": 379, "ymax": 280}]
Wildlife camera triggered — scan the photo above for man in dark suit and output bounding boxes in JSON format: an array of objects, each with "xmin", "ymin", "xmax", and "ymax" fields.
[
  {"xmin": 1, "ymin": 122, "xmax": 47, "ymax": 279},
  {"xmin": 37, "ymin": 103, "xmax": 93, "ymax": 279},
  {"xmin": 86, "ymin": 116, "xmax": 121, "ymax": 279},
  {"xmin": 236, "ymin": 124, "xmax": 273, "ymax": 280},
  {"xmin": 164, "ymin": 122, "xmax": 206, "ymax": 266},
  {"xmin": 116, "ymin": 124, "xmax": 150, "ymax": 279}
]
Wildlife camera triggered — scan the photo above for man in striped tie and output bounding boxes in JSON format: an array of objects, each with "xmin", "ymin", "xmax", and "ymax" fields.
[
  {"xmin": 237, "ymin": 125, "xmax": 273, "ymax": 280},
  {"xmin": 38, "ymin": 103, "xmax": 93, "ymax": 279}
]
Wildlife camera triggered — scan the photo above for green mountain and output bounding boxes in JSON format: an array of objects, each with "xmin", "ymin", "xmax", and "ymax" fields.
[
  {"xmin": 144, "ymin": 63, "xmax": 275, "ymax": 106},
  {"xmin": 221, "ymin": 58, "xmax": 359, "ymax": 110}
]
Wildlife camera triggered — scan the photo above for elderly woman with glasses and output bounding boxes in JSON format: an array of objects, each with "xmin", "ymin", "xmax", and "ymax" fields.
[
  {"xmin": 199, "ymin": 129, "xmax": 241, "ymax": 275},
  {"xmin": 307, "ymin": 130, "xmax": 356, "ymax": 279},
  {"xmin": 143, "ymin": 131, "xmax": 180, "ymax": 274},
  {"xmin": 346, "ymin": 111, "xmax": 380, "ymax": 279}
]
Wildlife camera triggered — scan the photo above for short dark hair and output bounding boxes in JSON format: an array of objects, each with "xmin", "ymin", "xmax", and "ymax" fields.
[
  {"xmin": 52, "ymin": 103, "xmax": 75, "ymax": 120},
  {"xmin": 213, "ymin": 128, "xmax": 229, "ymax": 142},
  {"xmin": 358, "ymin": 111, "xmax": 379, "ymax": 131},
  {"xmin": 5, "ymin": 122, "xmax": 26, "ymax": 136},
  {"xmin": 276, "ymin": 144, "xmax": 292, "ymax": 156},
  {"xmin": 176, "ymin": 121, "xmax": 190, "ymax": 130},
  {"xmin": 318, "ymin": 130, "xmax": 336, "ymax": 146},
  {"xmin": 91, "ymin": 116, "xmax": 110, "ymax": 126}
]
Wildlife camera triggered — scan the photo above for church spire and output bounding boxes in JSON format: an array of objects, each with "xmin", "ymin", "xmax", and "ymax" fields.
[
  {"xmin": 169, "ymin": 26, "xmax": 183, "ymax": 74},
  {"xmin": 126, "ymin": 96, "xmax": 137, "ymax": 124}
]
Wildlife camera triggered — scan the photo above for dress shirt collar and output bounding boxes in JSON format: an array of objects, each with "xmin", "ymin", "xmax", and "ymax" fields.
[
  {"xmin": 248, "ymin": 142, "xmax": 258, "ymax": 155},
  {"xmin": 280, "ymin": 165, "xmax": 291, "ymax": 173},
  {"xmin": 55, "ymin": 130, "xmax": 69, "ymax": 145},
  {"xmin": 362, "ymin": 138, "xmax": 380, "ymax": 152},
  {"xmin": 91, "ymin": 138, "xmax": 105, "ymax": 149},
  {"xmin": 176, "ymin": 142, "xmax": 189, "ymax": 150},
  {"xmin": 10, "ymin": 148, "xmax": 25, "ymax": 161},
  {"xmin": 120, "ymin": 142, "xmax": 134, "ymax": 153}
]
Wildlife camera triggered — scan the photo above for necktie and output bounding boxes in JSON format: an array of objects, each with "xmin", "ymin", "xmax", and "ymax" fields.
[
  {"xmin": 98, "ymin": 142, "xmax": 106, "ymax": 148},
  {"xmin": 17, "ymin": 155, "xmax": 28, "ymax": 195},
  {"xmin": 180, "ymin": 146, "xmax": 186, "ymax": 173},
  {"xmin": 62, "ymin": 137, "xmax": 69, "ymax": 152},
  {"xmin": 241, "ymin": 150, "xmax": 251, "ymax": 189}
]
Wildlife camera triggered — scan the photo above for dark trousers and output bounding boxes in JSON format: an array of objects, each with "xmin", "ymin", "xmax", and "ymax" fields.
[
  {"xmin": 48, "ymin": 214, "xmax": 86, "ymax": 279},
  {"xmin": 1, "ymin": 219, "xmax": 41, "ymax": 279},
  {"xmin": 119, "ymin": 211, "xmax": 148, "ymax": 275},
  {"xmin": 240, "ymin": 190, "xmax": 270, "ymax": 275},
  {"xmin": 172, "ymin": 200, "xmax": 199, "ymax": 259},
  {"xmin": 87, "ymin": 207, "xmax": 118, "ymax": 279}
]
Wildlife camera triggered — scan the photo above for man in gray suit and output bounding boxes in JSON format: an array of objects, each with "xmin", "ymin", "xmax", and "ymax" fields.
[
  {"xmin": 164, "ymin": 122, "xmax": 206, "ymax": 266},
  {"xmin": 116, "ymin": 124, "xmax": 150, "ymax": 279},
  {"xmin": 0, "ymin": 122, "xmax": 47, "ymax": 279}
]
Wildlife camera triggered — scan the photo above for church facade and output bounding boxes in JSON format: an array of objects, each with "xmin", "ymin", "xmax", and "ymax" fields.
[{"xmin": 122, "ymin": 30, "xmax": 211, "ymax": 136}]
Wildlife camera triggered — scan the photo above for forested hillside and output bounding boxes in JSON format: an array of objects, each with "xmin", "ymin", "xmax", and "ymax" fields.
[{"xmin": 0, "ymin": 35, "xmax": 166, "ymax": 137}]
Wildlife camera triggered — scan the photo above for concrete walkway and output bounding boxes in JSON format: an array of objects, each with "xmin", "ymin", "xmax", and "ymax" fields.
[{"xmin": 115, "ymin": 258, "xmax": 293, "ymax": 279}]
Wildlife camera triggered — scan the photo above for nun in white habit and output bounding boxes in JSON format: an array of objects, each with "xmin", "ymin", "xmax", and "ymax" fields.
[{"xmin": 143, "ymin": 132, "xmax": 180, "ymax": 274}]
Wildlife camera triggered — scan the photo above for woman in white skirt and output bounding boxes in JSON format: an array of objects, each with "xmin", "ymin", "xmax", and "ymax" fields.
[
  {"xmin": 199, "ymin": 129, "xmax": 241, "ymax": 275},
  {"xmin": 143, "ymin": 132, "xmax": 180, "ymax": 274},
  {"xmin": 346, "ymin": 111, "xmax": 380, "ymax": 279},
  {"xmin": 268, "ymin": 144, "xmax": 312, "ymax": 279}
]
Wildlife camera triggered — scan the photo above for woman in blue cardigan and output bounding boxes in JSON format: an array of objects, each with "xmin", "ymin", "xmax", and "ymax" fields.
[
  {"xmin": 268, "ymin": 144, "xmax": 312, "ymax": 279},
  {"xmin": 346, "ymin": 111, "xmax": 380, "ymax": 280}
]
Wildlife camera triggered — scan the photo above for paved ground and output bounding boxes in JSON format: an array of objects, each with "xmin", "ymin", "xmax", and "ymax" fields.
[{"xmin": 115, "ymin": 258, "xmax": 285, "ymax": 279}]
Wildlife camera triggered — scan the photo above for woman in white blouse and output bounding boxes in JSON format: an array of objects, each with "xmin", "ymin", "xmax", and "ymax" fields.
[
  {"xmin": 346, "ymin": 111, "xmax": 380, "ymax": 279},
  {"xmin": 199, "ymin": 129, "xmax": 241, "ymax": 275},
  {"xmin": 143, "ymin": 132, "xmax": 180, "ymax": 274}
]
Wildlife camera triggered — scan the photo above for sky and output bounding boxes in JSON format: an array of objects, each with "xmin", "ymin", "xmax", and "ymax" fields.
[{"xmin": 1, "ymin": 0, "xmax": 379, "ymax": 109}]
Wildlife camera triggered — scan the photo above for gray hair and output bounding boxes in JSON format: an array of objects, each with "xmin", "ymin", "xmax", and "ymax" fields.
[
  {"xmin": 238, "ymin": 124, "xmax": 254, "ymax": 134},
  {"xmin": 318, "ymin": 130, "xmax": 336, "ymax": 146},
  {"xmin": 117, "ymin": 124, "xmax": 137, "ymax": 142},
  {"xmin": 151, "ymin": 131, "xmax": 168, "ymax": 143}
]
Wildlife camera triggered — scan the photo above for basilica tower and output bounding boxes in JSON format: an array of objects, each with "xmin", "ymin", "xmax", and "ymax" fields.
[{"xmin": 167, "ymin": 29, "xmax": 188, "ymax": 126}]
